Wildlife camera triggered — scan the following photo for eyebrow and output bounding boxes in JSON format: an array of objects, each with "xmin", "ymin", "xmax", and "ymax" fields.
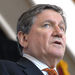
[
  {"xmin": 59, "ymin": 21, "xmax": 65, "ymax": 25},
  {"xmin": 42, "ymin": 19, "xmax": 66, "ymax": 30},
  {"xmin": 42, "ymin": 20, "xmax": 65, "ymax": 27},
  {"xmin": 42, "ymin": 20, "xmax": 54, "ymax": 24}
]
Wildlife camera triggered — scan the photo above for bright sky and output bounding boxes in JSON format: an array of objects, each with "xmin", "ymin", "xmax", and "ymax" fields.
[{"xmin": 32, "ymin": 0, "xmax": 75, "ymax": 58}]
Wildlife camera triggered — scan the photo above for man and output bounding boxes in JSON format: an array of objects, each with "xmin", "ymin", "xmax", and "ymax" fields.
[{"xmin": 0, "ymin": 4, "xmax": 66, "ymax": 75}]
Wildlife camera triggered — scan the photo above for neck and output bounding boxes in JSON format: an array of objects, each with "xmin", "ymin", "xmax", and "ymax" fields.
[{"xmin": 39, "ymin": 55, "xmax": 61, "ymax": 68}]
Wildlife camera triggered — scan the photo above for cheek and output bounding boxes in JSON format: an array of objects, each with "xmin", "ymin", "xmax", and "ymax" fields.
[
  {"xmin": 28, "ymin": 29, "xmax": 51, "ymax": 48},
  {"xmin": 63, "ymin": 35, "xmax": 66, "ymax": 46}
]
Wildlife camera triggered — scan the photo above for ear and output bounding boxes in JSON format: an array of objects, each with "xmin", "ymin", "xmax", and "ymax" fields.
[{"xmin": 17, "ymin": 31, "xmax": 28, "ymax": 48}]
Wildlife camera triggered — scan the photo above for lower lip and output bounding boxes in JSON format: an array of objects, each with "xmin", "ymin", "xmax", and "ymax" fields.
[{"xmin": 52, "ymin": 43, "xmax": 63, "ymax": 48}]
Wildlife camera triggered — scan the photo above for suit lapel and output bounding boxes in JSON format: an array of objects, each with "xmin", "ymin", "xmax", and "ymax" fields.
[{"xmin": 16, "ymin": 57, "xmax": 43, "ymax": 75}]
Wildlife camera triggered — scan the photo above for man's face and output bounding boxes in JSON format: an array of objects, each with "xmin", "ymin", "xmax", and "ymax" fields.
[{"xmin": 26, "ymin": 10, "xmax": 66, "ymax": 60}]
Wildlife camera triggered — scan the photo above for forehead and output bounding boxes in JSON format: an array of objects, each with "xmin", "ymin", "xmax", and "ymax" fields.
[
  {"xmin": 33, "ymin": 9, "xmax": 64, "ymax": 25},
  {"xmin": 37, "ymin": 9, "xmax": 63, "ymax": 21}
]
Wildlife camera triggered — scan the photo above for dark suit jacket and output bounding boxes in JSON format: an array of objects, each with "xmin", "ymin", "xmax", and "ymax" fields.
[
  {"xmin": 0, "ymin": 28, "xmax": 21, "ymax": 61},
  {"xmin": 0, "ymin": 57, "xmax": 44, "ymax": 75}
]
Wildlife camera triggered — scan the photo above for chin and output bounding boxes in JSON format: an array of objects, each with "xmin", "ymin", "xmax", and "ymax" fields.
[
  {"xmin": 50, "ymin": 50, "xmax": 64, "ymax": 59},
  {"xmin": 55, "ymin": 53, "xmax": 64, "ymax": 59},
  {"xmin": 53, "ymin": 48, "xmax": 65, "ymax": 58}
]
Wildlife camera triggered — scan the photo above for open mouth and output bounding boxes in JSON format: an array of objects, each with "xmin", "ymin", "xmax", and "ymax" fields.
[{"xmin": 53, "ymin": 41, "xmax": 62, "ymax": 45}]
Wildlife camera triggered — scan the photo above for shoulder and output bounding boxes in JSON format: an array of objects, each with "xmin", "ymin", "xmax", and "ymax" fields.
[
  {"xmin": 0, "ymin": 60, "xmax": 19, "ymax": 70},
  {"xmin": 0, "ymin": 60, "xmax": 26, "ymax": 75},
  {"xmin": 0, "ymin": 60, "xmax": 17, "ymax": 66}
]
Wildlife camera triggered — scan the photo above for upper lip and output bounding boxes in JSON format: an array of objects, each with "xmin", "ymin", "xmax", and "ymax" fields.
[{"xmin": 52, "ymin": 40, "xmax": 64, "ymax": 47}]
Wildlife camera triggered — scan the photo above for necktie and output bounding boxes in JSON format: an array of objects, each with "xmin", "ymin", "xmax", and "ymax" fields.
[{"xmin": 43, "ymin": 68, "xmax": 58, "ymax": 75}]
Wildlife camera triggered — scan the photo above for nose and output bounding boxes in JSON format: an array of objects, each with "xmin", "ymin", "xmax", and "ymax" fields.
[{"xmin": 52, "ymin": 25, "xmax": 63, "ymax": 38}]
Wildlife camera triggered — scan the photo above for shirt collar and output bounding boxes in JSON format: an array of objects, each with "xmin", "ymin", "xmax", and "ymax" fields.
[
  {"xmin": 23, "ymin": 53, "xmax": 49, "ymax": 70},
  {"xmin": 23, "ymin": 53, "xmax": 57, "ymax": 72}
]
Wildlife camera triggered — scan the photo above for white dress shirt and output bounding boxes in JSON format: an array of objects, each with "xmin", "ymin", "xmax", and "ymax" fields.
[{"xmin": 23, "ymin": 53, "xmax": 58, "ymax": 75}]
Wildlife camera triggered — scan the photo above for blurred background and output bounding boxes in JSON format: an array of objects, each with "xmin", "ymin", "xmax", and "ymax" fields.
[{"xmin": 0, "ymin": 0, "xmax": 75, "ymax": 75}]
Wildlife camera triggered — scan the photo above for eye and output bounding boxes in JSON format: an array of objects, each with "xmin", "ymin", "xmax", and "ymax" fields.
[
  {"xmin": 60, "ymin": 26, "xmax": 65, "ymax": 32},
  {"xmin": 59, "ymin": 21, "xmax": 66, "ymax": 32},
  {"xmin": 42, "ymin": 23, "xmax": 51, "ymax": 28}
]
